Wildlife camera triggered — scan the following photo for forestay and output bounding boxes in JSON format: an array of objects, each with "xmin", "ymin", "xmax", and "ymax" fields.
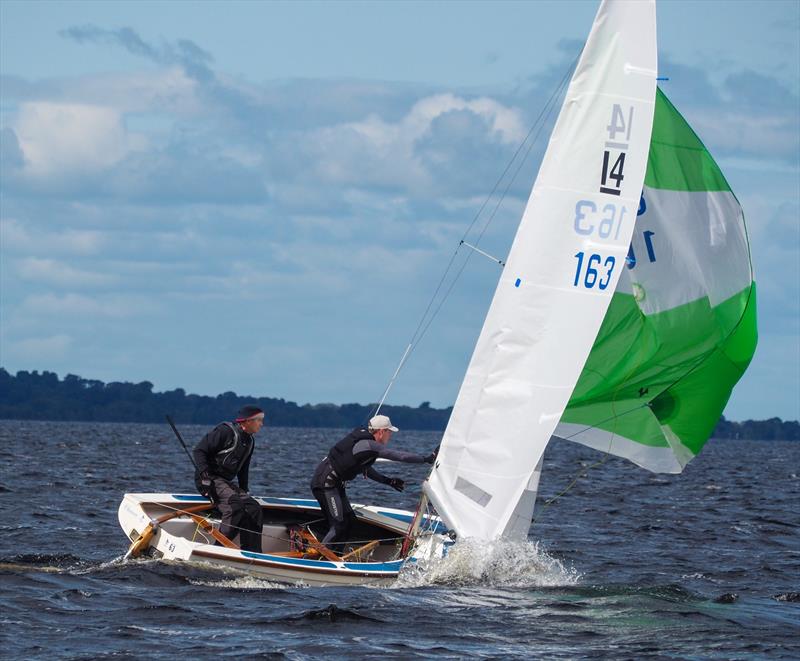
[
  {"xmin": 425, "ymin": 0, "xmax": 658, "ymax": 540},
  {"xmin": 555, "ymin": 89, "xmax": 757, "ymax": 472}
]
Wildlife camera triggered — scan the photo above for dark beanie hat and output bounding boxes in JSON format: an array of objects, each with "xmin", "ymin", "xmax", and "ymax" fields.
[{"xmin": 236, "ymin": 405, "xmax": 264, "ymax": 422}]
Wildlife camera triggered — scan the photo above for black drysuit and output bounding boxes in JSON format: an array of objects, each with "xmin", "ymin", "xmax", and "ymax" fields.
[
  {"xmin": 193, "ymin": 422, "xmax": 264, "ymax": 553},
  {"xmin": 310, "ymin": 427, "xmax": 427, "ymax": 550}
]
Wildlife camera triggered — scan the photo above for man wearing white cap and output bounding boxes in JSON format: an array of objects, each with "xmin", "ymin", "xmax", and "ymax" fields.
[{"xmin": 310, "ymin": 414, "xmax": 437, "ymax": 552}]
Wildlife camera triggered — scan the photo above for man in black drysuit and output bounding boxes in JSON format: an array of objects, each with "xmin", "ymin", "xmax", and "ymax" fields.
[
  {"xmin": 193, "ymin": 405, "xmax": 265, "ymax": 553},
  {"xmin": 311, "ymin": 414, "xmax": 436, "ymax": 551}
]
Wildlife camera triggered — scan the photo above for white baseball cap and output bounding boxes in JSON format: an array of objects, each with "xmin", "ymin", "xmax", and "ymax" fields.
[{"xmin": 369, "ymin": 414, "xmax": 399, "ymax": 432}]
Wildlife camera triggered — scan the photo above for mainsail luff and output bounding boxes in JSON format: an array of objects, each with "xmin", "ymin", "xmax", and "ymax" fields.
[{"xmin": 425, "ymin": 0, "xmax": 658, "ymax": 540}]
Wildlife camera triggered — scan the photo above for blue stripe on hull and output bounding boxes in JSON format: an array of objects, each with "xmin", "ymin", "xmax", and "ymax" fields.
[
  {"xmin": 343, "ymin": 560, "xmax": 404, "ymax": 572},
  {"xmin": 171, "ymin": 494, "xmax": 320, "ymax": 508},
  {"xmin": 240, "ymin": 551, "xmax": 337, "ymax": 568},
  {"xmin": 259, "ymin": 497, "xmax": 319, "ymax": 507}
]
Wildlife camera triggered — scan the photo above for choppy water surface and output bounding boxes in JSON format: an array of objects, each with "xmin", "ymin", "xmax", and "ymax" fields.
[{"xmin": 1, "ymin": 420, "xmax": 798, "ymax": 659}]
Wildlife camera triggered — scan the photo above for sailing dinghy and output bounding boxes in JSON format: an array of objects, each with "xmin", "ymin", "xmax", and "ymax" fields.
[
  {"xmin": 119, "ymin": 0, "xmax": 756, "ymax": 584},
  {"xmin": 118, "ymin": 493, "xmax": 446, "ymax": 586}
]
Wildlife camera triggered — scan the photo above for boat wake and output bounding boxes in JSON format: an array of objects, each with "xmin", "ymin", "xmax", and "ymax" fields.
[
  {"xmin": 187, "ymin": 574, "xmax": 290, "ymax": 591},
  {"xmin": 395, "ymin": 538, "xmax": 580, "ymax": 588}
]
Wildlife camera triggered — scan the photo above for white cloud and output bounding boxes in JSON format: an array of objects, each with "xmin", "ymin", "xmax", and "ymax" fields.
[
  {"xmin": 13, "ymin": 102, "xmax": 131, "ymax": 177},
  {"xmin": 342, "ymin": 92, "xmax": 526, "ymax": 154},
  {"xmin": 403, "ymin": 93, "xmax": 526, "ymax": 145},
  {"xmin": 296, "ymin": 92, "xmax": 526, "ymax": 195}
]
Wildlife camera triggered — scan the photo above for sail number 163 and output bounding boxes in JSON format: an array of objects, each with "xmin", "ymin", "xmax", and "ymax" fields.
[{"xmin": 573, "ymin": 252, "xmax": 615, "ymax": 290}]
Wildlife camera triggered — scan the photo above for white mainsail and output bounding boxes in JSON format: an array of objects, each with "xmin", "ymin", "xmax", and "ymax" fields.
[{"xmin": 424, "ymin": 0, "xmax": 658, "ymax": 540}]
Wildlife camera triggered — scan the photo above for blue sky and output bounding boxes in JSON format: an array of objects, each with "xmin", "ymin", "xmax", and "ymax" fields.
[{"xmin": 1, "ymin": 0, "xmax": 798, "ymax": 421}]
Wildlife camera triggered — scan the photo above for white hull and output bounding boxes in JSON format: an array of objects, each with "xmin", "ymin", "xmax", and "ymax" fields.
[{"xmin": 119, "ymin": 493, "xmax": 448, "ymax": 587}]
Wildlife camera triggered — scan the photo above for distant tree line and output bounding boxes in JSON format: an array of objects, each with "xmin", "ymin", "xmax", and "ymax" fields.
[
  {"xmin": 712, "ymin": 415, "xmax": 799, "ymax": 441},
  {"xmin": 1, "ymin": 368, "xmax": 797, "ymax": 439},
  {"xmin": 0, "ymin": 368, "xmax": 451, "ymax": 430}
]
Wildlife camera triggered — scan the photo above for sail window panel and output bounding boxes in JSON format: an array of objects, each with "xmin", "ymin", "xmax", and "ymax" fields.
[{"xmin": 454, "ymin": 476, "xmax": 493, "ymax": 508}]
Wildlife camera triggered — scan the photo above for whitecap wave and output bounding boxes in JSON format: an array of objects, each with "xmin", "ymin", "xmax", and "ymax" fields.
[
  {"xmin": 188, "ymin": 575, "xmax": 292, "ymax": 590},
  {"xmin": 393, "ymin": 537, "xmax": 580, "ymax": 588},
  {"xmin": 126, "ymin": 625, "xmax": 188, "ymax": 636}
]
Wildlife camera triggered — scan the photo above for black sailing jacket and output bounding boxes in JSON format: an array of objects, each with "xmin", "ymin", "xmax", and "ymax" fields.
[
  {"xmin": 193, "ymin": 422, "xmax": 255, "ymax": 490},
  {"xmin": 326, "ymin": 427, "xmax": 427, "ymax": 483}
]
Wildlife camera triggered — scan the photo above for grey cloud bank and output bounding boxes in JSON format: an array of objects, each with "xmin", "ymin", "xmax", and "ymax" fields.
[{"xmin": 1, "ymin": 16, "xmax": 798, "ymax": 421}]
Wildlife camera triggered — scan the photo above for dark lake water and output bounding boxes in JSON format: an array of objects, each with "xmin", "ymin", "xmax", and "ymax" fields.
[{"xmin": 1, "ymin": 420, "xmax": 798, "ymax": 659}]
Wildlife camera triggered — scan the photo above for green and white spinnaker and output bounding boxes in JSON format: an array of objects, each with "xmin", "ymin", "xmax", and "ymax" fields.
[{"xmin": 555, "ymin": 88, "xmax": 758, "ymax": 473}]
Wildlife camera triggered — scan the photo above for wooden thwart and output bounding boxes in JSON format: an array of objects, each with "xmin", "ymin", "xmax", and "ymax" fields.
[
  {"xmin": 285, "ymin": 530, "xmax": 380, "ymax": 562},
  {"xmin": 294, "ymin": 528, "xmax": 341, "ymax": 561}
]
